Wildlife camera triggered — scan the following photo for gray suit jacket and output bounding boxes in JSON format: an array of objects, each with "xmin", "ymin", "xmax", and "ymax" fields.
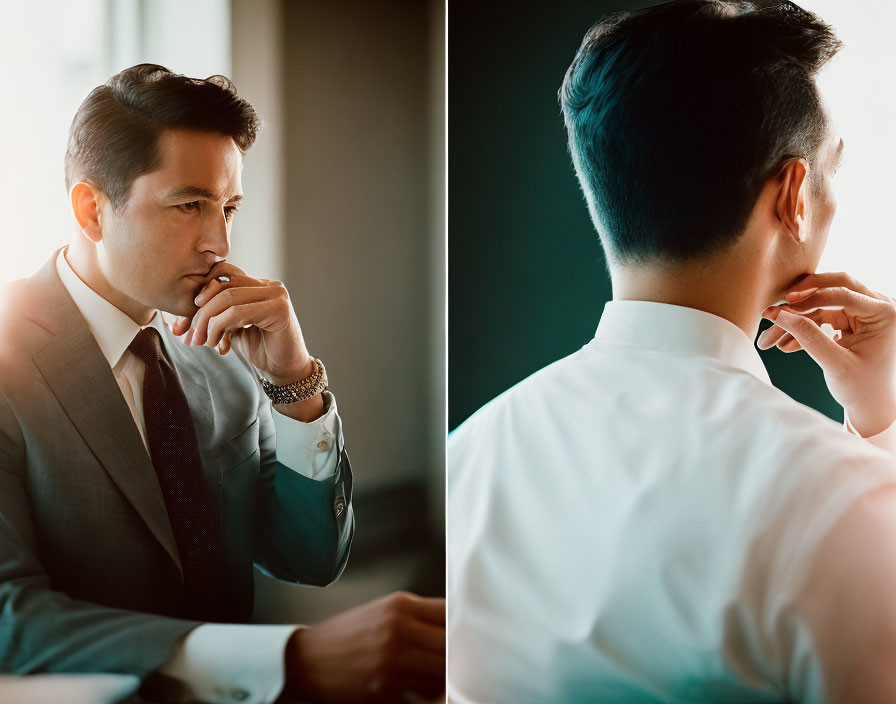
[{"xmin": 0, "ymin": 250, "xmax": 353, "ymax": 680}]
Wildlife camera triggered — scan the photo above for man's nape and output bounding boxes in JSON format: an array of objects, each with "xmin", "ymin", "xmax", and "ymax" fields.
[{"xmin": 609, "ymin": 114, "xmax": 841, "ymax": 343}]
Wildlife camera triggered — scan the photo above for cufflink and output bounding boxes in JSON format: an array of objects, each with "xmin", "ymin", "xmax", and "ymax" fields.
[{"xmin": 334, "ymin": 496, "xmax": 346, "ymax": 517}]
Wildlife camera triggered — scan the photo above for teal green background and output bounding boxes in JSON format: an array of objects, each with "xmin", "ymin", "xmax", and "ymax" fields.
[{"xmin": 448, "ymin": 0, "xmax": 841, "ymax": 431}]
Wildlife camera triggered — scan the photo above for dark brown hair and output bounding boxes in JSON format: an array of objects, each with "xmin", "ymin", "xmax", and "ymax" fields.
[
  {"xmin": 559, "ymin": 0, "xmax": 842, "ymax": 264},
  {"xmin": 64, "ymin": 64, "xmax": 261, "ymax": 211}
]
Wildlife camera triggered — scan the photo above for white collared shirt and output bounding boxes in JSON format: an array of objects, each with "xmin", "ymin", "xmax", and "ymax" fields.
[
  {"xmin": 448, "ymin": 299, "xmax": 896, "ymax": 703},
  {"xmin": 56, "ymin": 247, "xmax": 342, "ymax": 704}
]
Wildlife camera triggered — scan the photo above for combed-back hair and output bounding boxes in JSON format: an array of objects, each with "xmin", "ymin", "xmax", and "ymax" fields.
[
  {"xmin": 65, "ymin": 64, "xmax": 261, "ymax": 211},
  {"xmin": 559, "ymin": 0, "xmax": 842, "ymax": 264}
]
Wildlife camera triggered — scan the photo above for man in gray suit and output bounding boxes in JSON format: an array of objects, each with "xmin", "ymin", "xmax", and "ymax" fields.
[{"xmin": 0, "ymin": 65, "xmax": 445, "ymax": 703}]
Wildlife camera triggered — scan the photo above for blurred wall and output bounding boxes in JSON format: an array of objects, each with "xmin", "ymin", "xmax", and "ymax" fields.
[
  {"xmin": 232, "ymin": 0, "xmax": 445, "ymax": 622},
  {"xmin": 448, "ymin": 0, "xmax": 839, "ymax": 432},
  {"xmin": 229, "ymin": 0, "xmax": 284, "ymax": 279},
  {"xmin": 281, "ymin": 0, "xmax": 437, "ymax": 493}
]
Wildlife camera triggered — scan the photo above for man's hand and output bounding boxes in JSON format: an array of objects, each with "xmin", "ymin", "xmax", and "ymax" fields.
[
  {"xmin": 171, "ymin": 262, "xmax": 324, "ymax": 421},
  {"xmin": 282, "ymin": 592, "xmax": 445, "ymax": 703},
  {"xmin": 758, "ymin": 271, "xmax": 896, "ymax": 437}
]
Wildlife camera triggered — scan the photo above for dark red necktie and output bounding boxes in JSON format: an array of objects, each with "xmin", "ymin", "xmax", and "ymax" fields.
[{"xmin": 128, "ymin": 327, "xmax": 225, "ymax": 620}]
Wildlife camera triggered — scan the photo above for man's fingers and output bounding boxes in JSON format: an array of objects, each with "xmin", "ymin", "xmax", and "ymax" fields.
[
  {"xmin": 777, "ymin": 310, "xmax": 847, "ymax": 353},
  {"xmin": 403, "ymin": 595, "xmax": 446, "ymax": 626},
  {"xmin": 779, "ymin": 286, "xmax": 893, "ymax": 318},
  {"xmin": 756, "ymin": 324, "xmax": 789, "ymax": 350},
  {"xmin": 193, "ymin": 273, "xmax": 268, "ymax": 307},
  {"xmin": 190, "ymin": 287, "xmax": 280, "ymax": 346},
  {"xmin": 400, "ymin": 619, "xmax": 445, "ymax": 654},
  {"xmin": 218, "ymin": 329, "xmax": 234, "ymax": 356},
  {"xmin": 205, "ymin": 300, "xmax": 282, "ymax": 348},
  {"xmin": 208, "ymin": 260, "xmax": 248, "ymax": 279},
  {"xmin": 171, "ymin": 316, "xmax": 192, "ymax": 336},
  {"xmin": 776, "ymin": 332, "xmax": 797, "ymax": 351},
  {"xmin": 787, "ymin": 271, "xmax": 878, "ymax": 299},
  {"xmin": 398, "ymin": 648, "xmax": 445, "ymax": 678},
  {"xmin": 759, "ymin": 309, "xmax": 849, "ymax": 352},
  {"xmin": 767, "ymin": 308, "xmax": 847, "ymax": 369}
]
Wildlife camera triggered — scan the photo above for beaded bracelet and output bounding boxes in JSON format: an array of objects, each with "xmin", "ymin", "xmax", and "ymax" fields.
[{"xmin": 258, "ymin": 357, "xmax": 328, "ymax": 404}]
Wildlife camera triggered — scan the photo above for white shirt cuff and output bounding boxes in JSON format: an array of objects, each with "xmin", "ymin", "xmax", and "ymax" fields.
[
  {"xmin": 155, "ymin": 623, "xmax": 299, "ymax": 704},
  {"xmin": 843, "ymin": 410, "xmax": 896, "ymax": 454},
  {"xmin": 271, "ymin": 390, "xmax": 343, "ymax": 480}
]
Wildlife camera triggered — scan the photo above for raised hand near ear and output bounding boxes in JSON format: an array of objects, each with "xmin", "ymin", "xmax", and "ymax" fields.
[{"xmin": 758, "ymin": 271, "xmax": 896, "ymax": 437}]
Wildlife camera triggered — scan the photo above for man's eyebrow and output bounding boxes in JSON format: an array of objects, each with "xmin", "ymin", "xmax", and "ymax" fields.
[{"xmin": 163, "ymin": 186, "xmax": 243, "ymax": 202}]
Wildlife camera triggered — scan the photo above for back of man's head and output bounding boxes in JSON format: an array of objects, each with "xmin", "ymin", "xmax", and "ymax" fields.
[
  {"xmin": 64, "ymin": 64, "xmax": 260, "ymax": 213},
  {"xmin": 559, "ymin": 0, "xmax": 841, "ymax": 266}
]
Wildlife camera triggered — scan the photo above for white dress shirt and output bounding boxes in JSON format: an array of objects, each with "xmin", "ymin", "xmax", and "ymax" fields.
[
  {"xmin": 56, "ymin": 247, "xmax": 343, "ymax": 704},
  {"xmin": 447, "ymin": 299, "xmax": 896, "ymax": 703}
]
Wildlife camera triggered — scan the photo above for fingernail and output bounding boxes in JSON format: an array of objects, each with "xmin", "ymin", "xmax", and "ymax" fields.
[
  {"xmin": 764, "ymin": 307, "xmax": 780, "ymax": 320},
  {"xmin": 757, "ymin": 329, "xmax": 772, "ymax": 346},
  {"xmin": 785, "ymin": 287, "xmax": 819, "ymax": 301},
  {"xmin": 194, "ymin": 294, "xmax": 205, "ymax": 306}
]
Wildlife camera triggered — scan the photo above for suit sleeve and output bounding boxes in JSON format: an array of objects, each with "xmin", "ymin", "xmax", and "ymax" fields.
[
  {"xmin": 0, "ymin": 392, "xmax": 203, "ymax": 682},
  {"xmin": 251, "ymin": 389, "xmax": 354, "ymax": 586}
]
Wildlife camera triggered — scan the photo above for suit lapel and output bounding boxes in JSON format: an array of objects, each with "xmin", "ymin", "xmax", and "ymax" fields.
[{"xmin": 26, "ymin": 250, "xmax": 182, "ymax": 576}]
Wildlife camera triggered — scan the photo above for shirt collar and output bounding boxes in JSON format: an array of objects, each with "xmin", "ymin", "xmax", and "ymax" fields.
[
  {"xmin": 594, "ymin": 300, "xmax": 772, "ymax": 386},
  {"xmin": 55, "ymin": 246, "xmax": 168, "ymax": 370}
]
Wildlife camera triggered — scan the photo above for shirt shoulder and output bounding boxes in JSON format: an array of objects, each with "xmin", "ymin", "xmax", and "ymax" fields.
[
  {"xmin": 448, "ymin": 346, "xmax": 581, "ymax": 457},
  {"xmin": 450, "ymin": 338, "xmax": 896, "ymax": 500}
]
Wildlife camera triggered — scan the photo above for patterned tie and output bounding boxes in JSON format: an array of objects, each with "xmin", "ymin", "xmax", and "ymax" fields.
[{"xmin": 128, "ymin": 327, "xmax": 225, "ymax": 620}]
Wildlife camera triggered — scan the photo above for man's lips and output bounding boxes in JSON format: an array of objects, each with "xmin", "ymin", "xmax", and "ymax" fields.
[
  {"xmin": 185, "ymin": 262, "xmax": 223, "ymax": 279},
  {"xmin": 185, "ymin": 268, "xmax": 215, "ymax": 279}
]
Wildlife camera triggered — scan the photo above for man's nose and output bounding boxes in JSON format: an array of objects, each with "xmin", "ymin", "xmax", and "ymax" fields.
[{"xmin": 199, "ymin": 210, "xmax": 231, "ymax": 259}]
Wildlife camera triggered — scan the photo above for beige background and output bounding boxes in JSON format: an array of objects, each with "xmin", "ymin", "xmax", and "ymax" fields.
[{"xmin": 230, "ymin": 0, "xmax": 446, "ymax": 624}]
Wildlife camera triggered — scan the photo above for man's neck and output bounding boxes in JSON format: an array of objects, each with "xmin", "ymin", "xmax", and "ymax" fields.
[
  {"xmin": 609, "ymin": 254, "xmax": 775, "ymax": 341},
  {"xmin": 64, "ymin": 243, "xmax": 156, "ymax": 326}
]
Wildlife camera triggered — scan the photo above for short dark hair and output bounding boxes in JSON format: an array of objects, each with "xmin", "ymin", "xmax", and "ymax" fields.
[
  {"xmin": 65, "ymin": 64, "xmax": 261, "ymax": 211},
  {"xmin": 559, "ymin": 0, "xmax": 842, "ymax": 264}
]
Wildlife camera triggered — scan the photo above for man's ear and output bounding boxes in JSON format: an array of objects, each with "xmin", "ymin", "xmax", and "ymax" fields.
[
  {"xmin": 775, "ymin": 158, "xmax": 809, "ymax": 245},
  {"xmin": 69, "ymin": 181, "xmax": 108, "ymax": 244}
]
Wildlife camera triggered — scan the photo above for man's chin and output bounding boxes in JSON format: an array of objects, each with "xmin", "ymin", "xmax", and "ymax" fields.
[
  {"xmin": 156, "ymin": 279, "xmax": 206, "ymax": 318},
  {"xmin": 155, "ymin": 295, "xmax": 199, "ymax": 319}
]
